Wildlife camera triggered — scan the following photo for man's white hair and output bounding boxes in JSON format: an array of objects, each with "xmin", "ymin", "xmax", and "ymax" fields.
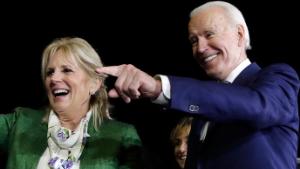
[{"xmin": 190, "ymin": 1, "xmax": 251, "ymax": 50}]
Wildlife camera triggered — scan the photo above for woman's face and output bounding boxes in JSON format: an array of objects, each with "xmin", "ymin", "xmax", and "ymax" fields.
[
  {"xmin": 174, "ymin": 127, "xmax": 190, "ymax": 169},
  {"xmin": 45, "ymin": 50, "xmax": 93, "ymax": 114}
]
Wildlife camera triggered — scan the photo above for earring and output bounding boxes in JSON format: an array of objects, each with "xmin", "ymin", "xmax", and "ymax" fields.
[{"xmin": 89, "ymin": 90, "xmax": 95, "ymax": 96}]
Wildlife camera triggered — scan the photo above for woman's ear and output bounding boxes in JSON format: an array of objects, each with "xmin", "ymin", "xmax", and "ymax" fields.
[{"xmin": 90, "ymin": 78, "xmax": 102, "ymax": 95}]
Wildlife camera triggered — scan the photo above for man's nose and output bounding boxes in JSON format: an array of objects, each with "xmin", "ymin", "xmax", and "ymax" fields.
[{"xmin": 197, "ymin": 38, "xmax": 208, "ymax": 53}]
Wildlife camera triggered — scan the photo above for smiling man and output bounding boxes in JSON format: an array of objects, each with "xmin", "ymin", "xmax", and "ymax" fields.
[{"xmin": 96, "ymin": 1, "xmax": 300, "ymax": 169}]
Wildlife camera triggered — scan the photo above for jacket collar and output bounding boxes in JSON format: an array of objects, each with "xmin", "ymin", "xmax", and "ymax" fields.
[{"xmin": 233, "ymin": 62, "xmax": 261, "ymax": 85}]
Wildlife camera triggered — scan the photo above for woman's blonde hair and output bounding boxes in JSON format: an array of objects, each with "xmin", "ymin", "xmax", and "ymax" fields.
[{"xmin": 41, "ymin": 37, "xmax": 110, "ymax": 130}]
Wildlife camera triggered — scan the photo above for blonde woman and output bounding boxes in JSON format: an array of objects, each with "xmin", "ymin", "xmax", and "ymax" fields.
[{"xmin": 0, "ymin": 37, "xmax": 143, "ymax": 169}]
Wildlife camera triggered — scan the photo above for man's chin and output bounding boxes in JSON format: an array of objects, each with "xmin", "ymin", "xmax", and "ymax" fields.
[{"xmin": 205, "ymin": 70, "xmax": 217, "ymax": 77}]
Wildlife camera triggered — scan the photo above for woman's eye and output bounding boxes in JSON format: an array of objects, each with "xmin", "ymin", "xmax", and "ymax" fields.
[
  {"xmin": 63, "ymin": 68, "xmax": 73, "ymax": 73},
  {"xmin": 46, "ymin": 70, "xmax": 54, "ymax": 76},
  {"xmin": 189, "ymin": 37, "xmax": 198, "ymax": 45}
]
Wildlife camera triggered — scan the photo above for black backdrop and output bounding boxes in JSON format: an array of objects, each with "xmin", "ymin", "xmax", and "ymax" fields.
[{"xmin": 0, "ymin": 0, "xmax": 299, "ymax": 168}]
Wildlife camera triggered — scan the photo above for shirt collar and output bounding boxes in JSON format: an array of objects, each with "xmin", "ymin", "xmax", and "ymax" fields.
[{"xmin": 225, "ymin": 58, "xmax": 251, "ymax": 83}]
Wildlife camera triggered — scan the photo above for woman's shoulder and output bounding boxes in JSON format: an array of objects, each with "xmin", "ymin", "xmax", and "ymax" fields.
[
  {"xmin": 13, "ymin": 107, "xmax": 44, "ymax": 113},
  {"xmin": 99, "ymin": 119, "xmax": 141, "ymax": 145},
  {"xmin": 97, "ymin": 119, "xmax": 140, "ymax": 138},
  {"xmin": 102, "ymin": 119, "xmax": 136, "ymax": 130},
  {"xmin": 12, "ymin": 107, "xmax": 46, "ymax": 119}
]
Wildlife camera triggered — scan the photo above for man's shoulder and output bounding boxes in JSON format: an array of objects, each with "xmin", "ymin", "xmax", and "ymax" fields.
[
  {"xmin": 259, "ymin": 63, "xmax": 300, "ymax": 84},
  {"xmin": 263, "ymin": 63, "xmax": 297, "ymax": 73}
]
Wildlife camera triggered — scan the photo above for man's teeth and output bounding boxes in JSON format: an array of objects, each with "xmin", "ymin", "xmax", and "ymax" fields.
[{"xmin": 204, "ymin": 54, "xmax": 217, "ymax": 63}]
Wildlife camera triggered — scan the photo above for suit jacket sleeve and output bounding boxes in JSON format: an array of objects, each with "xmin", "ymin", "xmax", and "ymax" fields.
[{"xmin": 169, "ymin": 64, "xmax": 300, "ymax": 129}]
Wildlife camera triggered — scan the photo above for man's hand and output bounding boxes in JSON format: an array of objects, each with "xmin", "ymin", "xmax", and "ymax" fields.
[{"xmin": 96, "ymin": 64, "xmax": 162, "ymax": 103}]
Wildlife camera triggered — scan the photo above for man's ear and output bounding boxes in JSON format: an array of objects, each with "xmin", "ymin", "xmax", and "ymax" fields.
[{"xmin": 237, "ymin": 24, "xmax": 245, "ymax": 47}]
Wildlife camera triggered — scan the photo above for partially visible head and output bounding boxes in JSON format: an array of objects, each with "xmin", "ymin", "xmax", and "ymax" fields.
[
  {"xmin": 41, "ymin": 37, "xmax": 109, "ymax": 129},
  {"xmin": 170, "ymin": 117, "xmax": 193, "ymax": 169},
  {"xmin": 188, "ymin": 1, "xmax": 250, "ymax": 80}
]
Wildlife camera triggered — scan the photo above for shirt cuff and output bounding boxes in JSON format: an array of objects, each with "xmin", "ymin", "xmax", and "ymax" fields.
[{"xmin": 152, "ymin": 74, "xmax": 171, "ymax": 105}]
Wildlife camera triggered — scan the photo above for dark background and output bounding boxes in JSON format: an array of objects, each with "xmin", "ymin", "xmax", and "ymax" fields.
[{"xmin": 0, "ymin": 0, "xmax": 299, "ymax": 168}]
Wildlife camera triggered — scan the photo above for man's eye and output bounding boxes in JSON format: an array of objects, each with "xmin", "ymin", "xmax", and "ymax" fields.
[{"xmin": 205, "ymin": 32, "xmax": 214, "ymax": 38}]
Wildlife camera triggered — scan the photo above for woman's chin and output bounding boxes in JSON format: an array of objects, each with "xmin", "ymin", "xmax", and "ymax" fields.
[{"xmin": 51, "ymin": 104, "xmax": 69, "ymax": 113}]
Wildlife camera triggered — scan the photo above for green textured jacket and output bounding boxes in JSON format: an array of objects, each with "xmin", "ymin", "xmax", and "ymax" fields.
[{"xmin": 0, "ymin": 107, "xmax": 143, "ymax": 169}]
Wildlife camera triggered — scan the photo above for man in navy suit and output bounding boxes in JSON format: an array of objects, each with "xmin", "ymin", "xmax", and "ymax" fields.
[{"xmin": 96, "ymin": 1, "xmax": 300, "ymax": 169}]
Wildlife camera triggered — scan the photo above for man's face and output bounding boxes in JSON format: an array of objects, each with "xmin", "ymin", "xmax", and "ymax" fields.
[{"xmin": 188, "ymin": 7, "xmax": 245, "ymax": 80}]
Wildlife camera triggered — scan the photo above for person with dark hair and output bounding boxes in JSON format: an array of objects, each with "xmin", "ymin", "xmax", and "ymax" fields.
[{"xmin": 96, "ymin": 1, "xmax": 300, "ymax": 169}]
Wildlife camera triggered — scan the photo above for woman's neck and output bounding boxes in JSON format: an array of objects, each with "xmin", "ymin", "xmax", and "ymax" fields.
[{"xmin": 57, "ymin": 108, "xmax": 88, "ymax": 130}]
